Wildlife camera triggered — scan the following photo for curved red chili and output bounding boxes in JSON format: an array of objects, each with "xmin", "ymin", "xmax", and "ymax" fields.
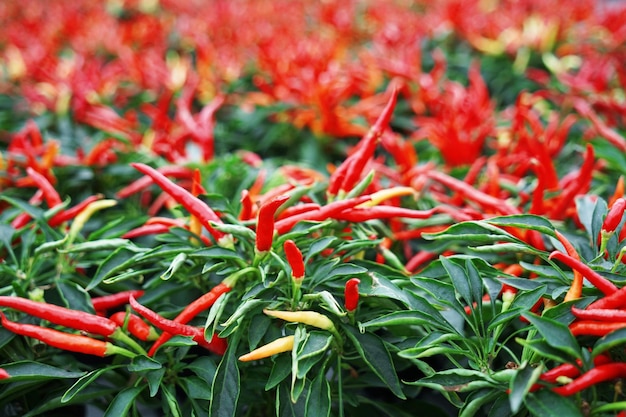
[
  {"xmin": 255, "ymin": 195, "xmax": 290, "ymax": 253},
  {"xmin": 0, "ymin": 312, "xmax": 125, "ymax": 357},
  {"xmin": 587, "ymin": 285, "xmax": 626, "ymax": 310},
  {"xmin": 571, "ymin": 306, "xmax": 626, "ymax": 322},
  {"xmin": 284, "ymin": 240, "xmax": 305, "ymax": 280},
  {"xmin": 0, "ymin": 296, "xmax": 118, "ymax": 337},
  {"xmin": 116, "ymin": 165, "xmax": 193, "ymax": 198},
  {"xmin": 274, "ymin": 195, "xmax": 371, "ymax": 234},
  {"xmin": 147, "ymin": 280, "xmax": 233, "ymax": 356},
  {"xmin": 129, "ymin": 296, "xmax": 226, "ymax": 355},
  {"xmin": 569, "ymin": 321, "xmax": 626, "ymax": 337},
  {"xmin": 548, "ymin": 251, "xmax": 618, "ymax": 296},
  {"xmin": 0, "ymin": 368, "xmax": 9, "ymax": 379},
  {"xmin": 130, "ymin": 163, "xmax": 225, "ymax": 242},
  {"xmin": 552, "ymin": 363, "xmax": 626, "ymax": 396},
  {"xmin": 109, "ymin": 311, "xmax": 159, "ymax": 342},
  {"xmin": 603, "ymin": 197, "xmax": 626, "ymax": 233},
  {"xmin": 239, "ymin": 189, "xmax": 254, "ymax": 221},
  {"xmin": 328, "ymin": 87, "xmax": 398, "ymax": 196},
  {"xmin": 26, "ymin": 167, "xmax": 61, "ymax": 208},
  {"xmin": 344, "ymin": 278, "xmax": 361, "ymax": 312},
  {"xmin": 91, "ymin": 290, "xmax": 145, "ymax": 312}
]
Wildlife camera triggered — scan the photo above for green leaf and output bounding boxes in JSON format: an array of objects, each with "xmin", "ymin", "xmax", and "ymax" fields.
[
  {"xmin": 411, "ymin": 369, "xmax": 495, "ymax": 392},
  {"xmin": 145, "ymin": 367, "xmax": 166, "ymax": 397},
  {"xmin": 517, "ymin": 338, "xmax": 574, "ymax": 364},
  {"xmin": 266, "ymin": 354, "xmax": 292, "ymax": 391},
  {"xmin": 361, "ymin": 273, "xmax": 411, "ymax": 307},
  {"xmin": 361, "ymin": 311, "xmax": 442, "ymax": 330},
  {"xmin": 521, "ymin": 313, "xmax": 580, "ymax": 360},
  {"xmin": 460, "ymin": 389, "xmax": 502, "ymax": 417},
  {"xmin": 219, "ymin": 298, "xmax": 266, "ymax": 338},
  {"xmin": 163, "ymin": 384, "xmax": 183, "ymax": 417},
  {"xmin": 295, "ymin": 331, "xmax": 333, "ymax": 379},
  {"xmin": 89, "ymin": 246, "xmax": 137, "ymax": 290},
  {"xmin": 190, "ymin": 246, "xmax": 245, "ymax": 261},
  {"xmin": 57, "ymin": 279, "xmax": 93, "ymax": 313},
  {"xmin": 410, "ymin": 276, "xmax": 464, "ymax": 313},
  {"xmin": 304, "ymin": 237, "xmax": 338, "ymax": 263},
  {"xmin": 576, "ymin": 195, "xmax": 605, "ymax": 249},
  {"xmin": 62, "ymin": 366, "xmax": 121, "ymax": 403},
  {"xmin": 592, "ymin": 327, "xmax": 626, "ymax": 357},
  {"xmin": 423, "ymin": 221, "xmax": 518, "ymax": 245},
  {"xmin": 344, "ymin": 326, "xmax": 405, "ymax": 399},
  {"xmin": 305, "ymin": 372, "xmax": 331, "ymax": 417},
  {"xmin": 127, "ymin": 355, "xmax": 162, "ymax": 372},
  {"xmin": 486, "ymin": 215, "xmax": 556, "ymax": 237},
  {"xmin": 179, "ymin": 376, "xmax": 212, "ymax": 401},
  {"xmin": 209, "ymin": 335, "xmax": 241, "ymax": 417},
  {"xmin": 524, "ymin": 389, "xmax": 584, "ymax": 417},
  {"xmin": 0, "ymin": 361, "xmax": 85, "ymax": 380},
  {"xmin": 103, "ymin": 386, "xmax": 144, "ymax": 417},
  {"xmin": 509, "ymin": 362, "xmax": 544, "ymax": 414}
]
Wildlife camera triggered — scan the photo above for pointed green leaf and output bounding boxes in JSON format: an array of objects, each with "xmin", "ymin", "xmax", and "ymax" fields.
[
  {"xmin": 524, "ymin": 389, "xmax": 584, "ymax": 417},
  {"xmin": 344, "ymin": 326, "xmax": 405, "ymax": 399},
  {"xmin": 305, "ymin": 372, "xmax": 331, "ymax": 417},
  {"xmin": 509, "ymin": 362, "xmax": 544, "ymax": 414},
  {"xmin": 103, "ymin": 386, "xmax": 144, "ymax": 417},
  {"xmin": 592, "ymin": 327, "xmax": 626, "ymax": 357},
  {"xmin": 209, "ymin": 335, "xmax": 241, "ymax": 417},
  {"xmin": 522, "ymin": 313, "xmax": 580, "ymax": 360},
  {"xmin": 486, "ymin": 215, "xmax": 556, "ymax": 237}
]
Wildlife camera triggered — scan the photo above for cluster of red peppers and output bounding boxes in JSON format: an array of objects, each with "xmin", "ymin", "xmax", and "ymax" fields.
[{"xmin": 0, "ymin": 285, "xmax": 233, "ymax": 371}]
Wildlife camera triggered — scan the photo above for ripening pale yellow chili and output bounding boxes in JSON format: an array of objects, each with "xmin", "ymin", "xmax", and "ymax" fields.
[
  {"xmin": 356, "ymin": 186, "xmax": 417, "ymax": 208},
  {"xmin": 68, "ymin": 199, "xmax": 117, "ymax": 243},
  {"xmin": 238, "ymin": 335, "xmax": 295, "ymax": 362},
  {"xmin": 263, "ymin": 309, "xmax": 335, "ymax": 331}
]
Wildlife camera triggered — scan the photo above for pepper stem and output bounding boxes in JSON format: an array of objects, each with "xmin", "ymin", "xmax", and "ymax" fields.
[
  {"xmin": 104, "ymin": 342, "xmax": 138, "ymax": 358},
  {"xmin": 110, "ymin": 328, "xmax": 147, "ymax": 356}
]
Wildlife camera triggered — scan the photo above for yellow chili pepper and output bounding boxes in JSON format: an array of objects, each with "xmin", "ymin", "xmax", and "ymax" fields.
[
  {"xmin": 357, "ymin": 186, "xmax": 417, "ymax": 208},
  {"xmin": 68, "ymin": 199, "xmax": 117, "ymax": 243},
  {"xmin": 238, "ymin": 335, "xmax": 295, "ymax": 362},
  {"xmin": 263, "ymin": 309, "xmax": 335, "ymax": 331}
]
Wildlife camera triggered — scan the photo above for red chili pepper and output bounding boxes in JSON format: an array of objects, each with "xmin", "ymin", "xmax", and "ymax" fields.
[
  {"xmin": 529, "ymin": 354, "xmax": 612, "ymax": 392},
  {"xmin": 344, "ymin": 278, "xmax": 361, "ymax": 312},
  {"xmin": 128, "ymin": 296, "xmax": 226, "ymax": 355},
  {"xmin": 284, "ymin": 240, "xmax": 305, "ymax": 280},
  {"xmin": 48, "ymin": 194, "xmax": 102, "ymax": 227},
  {"xmin": 25, "ymin": 167, "xmax": 61, "ymax": 208},
  {"xmin": 122, "ymin": 223, "xmax": 171, "ymax": 239},
  {"xmin": 274, "ymin": 195, "xmax": 371, "ymax": 234},
  {"xmin": 0, "ymin": 312, "xmax": 131, "ymax": 358},
  {"xmin": 603, "ymin": 197, "xmax": 626, "ymax": 233},
  {"xmin": 587, "ymin": 285, "xmax": 626, "ymax": 310},
  {"xmin": 0, "ymin": 368, "xmax": 9, "ymax": 379},
  {"xmin": 239, "ymin": 189, "xmax": 254, "ymax": 221},
  {"xmin": 276, "ymin": 203, "xmax": 321, "ymax": 220},
  {"xmin": 109, "ymin": 311, "xmax": 159, "ymax": 342},
  {"xmin": 116, "ymin": 165, "xmax": 194, "ymax": 198},
  {"xmin": 570, "ymin": 321, "xmax": 626, "ymax": 336},
  {"xmin": 130, "ymin": 163, "xmax": 225, "ymax": 242},
  {"xmin": 548, "ymin": 251, "xmax": 618, "ymax": 296},
  {"xmin": 571, "ymin": 306, "xmax": 626, "ymax": 322},
  {"xmin": 146, "ymin": 280, "xmax": 233, "ymax": 356},
  {"xmin": 91, "ymin": 290, "xmax": 145, "ymax": 312},
  {"xmin": 255, "ymin": 195, "xmax": 290, "ymax": 253},
  {"xmin": 330, "ymin": 206, "xmax": 437, "ymax": 222},
  {"xmin": 405, "ymin": 251, "xmax": 438, "ymax": 273},
  {"xmin": 0, "ymin": 296, "xmax": 117, "ymax": 337},
  {"xmin": 552, "ymin": 363, "xmax": 626, "ymax": 396},
  {"xmin": 426, "ymin": 170, "xmax": 520, "ymax": 216},
  {"xmin": 554, "ymin": 230, "xmax": 584, "ymax": 302},
  {"xmin": 328, "ymin": 87, "xmax": 398, "ymax": 196}
]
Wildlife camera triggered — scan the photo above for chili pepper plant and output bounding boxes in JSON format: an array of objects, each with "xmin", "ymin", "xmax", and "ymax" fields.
[{"xmin": 1, "ymin": 1, "xmax": 626, "ymax": 416}]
